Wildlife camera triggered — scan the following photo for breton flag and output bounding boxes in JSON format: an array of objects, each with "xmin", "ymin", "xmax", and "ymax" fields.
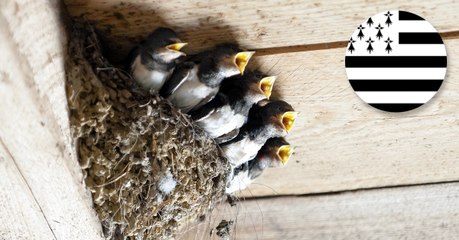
[{"xmin": 345, "ymin": 10, "xmax": 447, "ymax": 112}]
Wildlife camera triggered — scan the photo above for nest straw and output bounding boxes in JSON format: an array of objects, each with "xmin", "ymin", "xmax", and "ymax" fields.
[{"xmin": 65, "ymin": 20, "xmax": 230, "ymax": 239}]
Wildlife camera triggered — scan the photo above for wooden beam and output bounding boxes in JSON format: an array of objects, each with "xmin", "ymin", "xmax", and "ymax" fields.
[
  {"xmin": 0, "ymin": 142, "xmax": 56, "ymax": 239},
  {"xmin": 238, "ymin": 38, "xmax": 459, "ymax": 197},
  {"xmin": 0, "ymin": 0, "xmax": 103, "ymax": 239},
  {"xmin": 179, "ymin": 183, "xmax": 459, "ymax": 240},
  {"xmin": 64, "ymin": 0, "xmax": 459, "ymax": 60}
]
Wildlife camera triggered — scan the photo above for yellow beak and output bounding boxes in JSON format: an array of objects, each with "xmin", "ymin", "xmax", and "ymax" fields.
[
  {"xmin": 166, "ymin": 42, "xmax": 188, "ymax": 51},
  {"xmin": 281, "ymin": 111, "xmax": 298, "ymax": 133},
  {"xmin": 234, "ymin": 51, "xmax": 255, "ymax": 74},
  {"xmin": 277, "ymin": 145, "xmax": 292, "ymax": 165},
  {"xmin": 259, "ymin": 76, "xmax": 276, "ymax": 99}
]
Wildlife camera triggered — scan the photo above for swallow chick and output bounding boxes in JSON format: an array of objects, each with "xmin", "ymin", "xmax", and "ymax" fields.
[
  {"xmin": 225, "ymin": 137, "xmax": 292, "ymax": 193},
  {"xmin": 220, "ymin": 100, "xmax": 297, "ymax": 167},
  {"xmin": 127, "ymin": 27, "xmax": 187, "ymax": 92},
  {"xmin": 190, "ymin": 70, "xmax": 276, "ymax": 143},
  {"xmin": 160, "ymin": 44, "xmax": 255, "ymax": 113}
]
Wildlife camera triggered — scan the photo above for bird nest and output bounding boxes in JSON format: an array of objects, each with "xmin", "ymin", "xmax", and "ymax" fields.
[{"xmin": 65, "ymin": 20, "xmax": 230, "ymax": 239}]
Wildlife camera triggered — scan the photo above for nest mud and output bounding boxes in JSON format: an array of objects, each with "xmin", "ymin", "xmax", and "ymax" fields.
[{"xmin": 65, "ymin": 20, "xmax": 230, "ymax": 239}]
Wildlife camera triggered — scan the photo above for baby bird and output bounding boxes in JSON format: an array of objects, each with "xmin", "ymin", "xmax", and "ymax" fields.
[
  {"xmin": 226, "ymin": 137, "xmax": 292, "ymax": 193},
  {"xmin": 220, "ymin": 100, "xmax": 297, "ymax": 167},
  {"xmin": 160, "ymin": 44, "xmax": 255, "ymax": 113},
  {"xmin": 128, "ymin": 27, "xmax": 187, "ymax": 91},
  {"xmin": 190, "ymin": 70, "xmax": 276, "ymax": 143}
]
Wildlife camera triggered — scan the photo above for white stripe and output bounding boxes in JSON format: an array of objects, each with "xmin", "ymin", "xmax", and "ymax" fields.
[
  {"xmin": 396, "ymin": 21, "xmax": 438, "ymax": 33},
  {"xmin": 355, "ymin": 91, "xmax": 437, "ymax": 103},
  {"xmin": 346, "ymin": 68, "xmax": 447, "ymax": 80},
  {"xmin": 348, "ymin": 44, "xmax": 446, "ymax": 56}
]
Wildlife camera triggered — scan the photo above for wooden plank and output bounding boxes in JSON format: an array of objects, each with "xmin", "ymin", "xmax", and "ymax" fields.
[
  {"xmin": 237, "ymin": 38, "xmax": 459, "ymax": 197},
  {"xmin": 0, "ymin": 143, "xmax": 56, "ymax": 240},
  {"xmin": 0, "ymin": 0, "xmax": 103, "ymax": 239},
  {"xmin": 179, "ymin": 183, "xmax": 459, "ymax": 240},
  {"xmin": 64, "ymin": 0, "xmax": 459, "ymax": 61},
  {"xmin": 63, "ymin": 0, "xmax": 459, "ymax": 198}
]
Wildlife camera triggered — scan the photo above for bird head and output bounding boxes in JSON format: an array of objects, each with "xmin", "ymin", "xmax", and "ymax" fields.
[
  {"xmin": 214, "ymin": 44, "xmax": 255, "ymax": 78},
  {"xmin": 261, "ymin": 100, "xmax": 297, "ymax": 135},
  {"xmin": 230, "ymin": 70, "xmax": 275, "ymax": 102},
  {"xmin": 256, "ymin": 137, "xmax": 292, "ymax": 168},
  {"xmin": 145, "ymin": 27, "xmax": 187, "ymax": 63}
]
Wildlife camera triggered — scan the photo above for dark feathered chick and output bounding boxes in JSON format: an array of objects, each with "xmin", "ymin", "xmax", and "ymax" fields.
[
  {"xmin": 225, "ymin": 137, "xmax": 292, "ymax": 193},
  {"xmin": 190, "ymin": 70, "xmax": 276, "ymax": 142},
  {"xmin": 159, "ymin": 43, "xmax": 255, "ymax": 113},
  {"xmin": 248, "ymin": 137, "xmax": 292, "ymax": 177},
  {"xmin": 220, "ymin": 100, "xmax": 297, "ymax": 167},
  {"xmin": 127, "ymin": 27, "xmax": 187, "ymax": 91}
]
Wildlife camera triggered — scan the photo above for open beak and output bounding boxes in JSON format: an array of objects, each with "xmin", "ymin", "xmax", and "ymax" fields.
[
  {"xmin": 234, "ymin": 51, "xmax": 255, "ymax": 74},
  {"xmin": 277, "ymin": 145, "xmax": 292, "ymax": 165},
  {"xmin": 280, "ymin": 111, "xmax": 298, "ymax": 133},
  {"xmin": 259, "ymin": 76, "xmax": 276, "ymax": 99},
  {"xmin": 166, "ymin": 42, "xmax": 188, "ymax": 52}
]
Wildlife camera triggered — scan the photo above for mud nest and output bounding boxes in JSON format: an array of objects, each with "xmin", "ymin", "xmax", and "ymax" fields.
[{"xmin": 65, "ymin": 20, "xmax": 230, "ymax": 239}]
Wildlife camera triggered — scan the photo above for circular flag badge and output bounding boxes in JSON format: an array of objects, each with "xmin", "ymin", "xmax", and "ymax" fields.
[{"xmin": 345, "ymin": 10, "xmax": 447, "ymax": 112}]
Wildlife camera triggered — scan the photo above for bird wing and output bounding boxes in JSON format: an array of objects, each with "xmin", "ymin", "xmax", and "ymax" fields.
[
  {"xmin": 248, "ymin": 158, "xmax": 268, "ymax": 180},
  {"xmin": 190, "ymin": 93, "xmax": 228, "ymax": 121},
  {"xmin": 214, "ymin": 128, "xmax": 240, "ymax": 144},
  {"xmin": 226, "ymin": 162, "xmax": 251, "ymax": 194},
  {"xmin": 248, "ymin": 165, "xmax": 264, "ymax": 180},
  {"xmin": 233, "ymin": 162, "xmax": 249, "ymax": 179},
  {"xmin": 159, "ymin": 62, "xmax": 194, "ymax": 97},
  {"xmin": 189, "ymin": 87, "xmax": 219, "ymax": 112}
]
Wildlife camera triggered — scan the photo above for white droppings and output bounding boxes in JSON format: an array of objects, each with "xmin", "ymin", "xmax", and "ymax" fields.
[
  {"xmin": 158, "ymin": 169, "xmax": 177, "ymax": 195},
  {"xmin": 124, "ymin": 179, "xmax": 133, "ymax": 189},
  {"xmin": 155, "ymin": 193, "xmax": 164, "ymax": 204}
]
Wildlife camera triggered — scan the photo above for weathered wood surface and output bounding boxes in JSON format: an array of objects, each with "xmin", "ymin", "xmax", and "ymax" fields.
[
  {"xmin": 0, "ymin": 143, "xmax": 56, "ymax": 239},
  {"xmin": 0, "ymin": 0, "xmax": 103, "ymax": 239},
  {"xmin": 2, "ymin": 0, "xmax": 459, "ymax": 239},
  {"xmin": 64, "ymin": 0, "xmax": 459, "ymax": 60},
  {"xmin": 180, "ymin": 183, "xmax": 459, "ymax": 240},
  {"xmin": 239, "ymin": 38, "xmax": 459, "ymax": 197}
]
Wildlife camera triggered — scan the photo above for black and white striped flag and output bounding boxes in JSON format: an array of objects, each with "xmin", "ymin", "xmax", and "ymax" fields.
[{"xmin": 345, "ymin": 10, "xmax": 447, "ymax": 112}]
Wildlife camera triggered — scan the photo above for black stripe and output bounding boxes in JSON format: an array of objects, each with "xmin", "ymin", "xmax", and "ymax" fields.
[
  {"xmin": 399, "ymin": 11, "xmax": 425, "ymax": 20},
  {"xmin": 399, "ymin": 32, "xmax": 443, "ymax": 44},
  {"xmin": 350, "ymin": 80, "xmax": 443, "ymax": 91},
  {"xmin": 345, "ymin": 56, "xmax": 447, "ymax": 68},
  {"xmin": 369, "ymin": 103, "xmax": 423, "ymax": 112}
]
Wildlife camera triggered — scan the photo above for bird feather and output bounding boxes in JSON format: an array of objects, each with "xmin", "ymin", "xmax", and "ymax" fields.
[{"xmin": 159, "ymin": 61, "xmax": 194, "ymax": 97}]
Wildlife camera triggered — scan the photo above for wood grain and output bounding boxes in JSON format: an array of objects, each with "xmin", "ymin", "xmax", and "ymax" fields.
[
  {"xmin": 0, "ymin": 0, "xmax": 103, "ymax": 239},
  {"xmin": 64, "ymin": 0, "xmax": 459, "ymax": 61},
  {"xmin": 2, "ymin": 0, "xmax": 459, "ymax": 239},
  {"xmin": 0, "ymin": 143, "xmax": 56, "ymax": 240},
  {"xmin": 237, "ymin": 38, "xmax": 459, "ymax": 197},
  {"xmin": 179, "ymin": 183, "xmax": 459, "ymax": 240}
]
